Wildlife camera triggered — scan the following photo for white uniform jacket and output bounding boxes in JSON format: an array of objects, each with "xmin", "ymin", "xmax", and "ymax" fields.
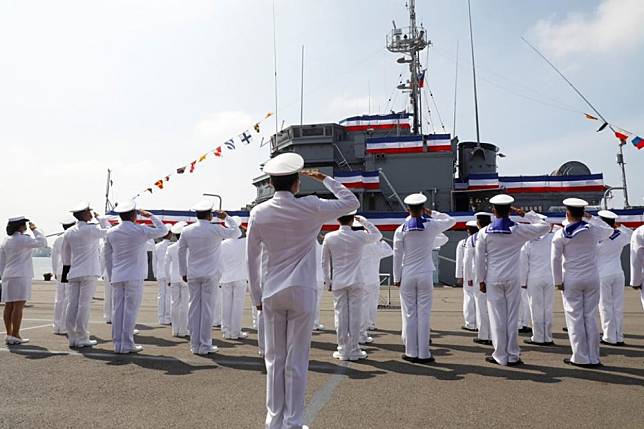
[
  {"xmin": 246, "ymin": 177, "xmax": 360, "ymax": 306},
  {"xmin": 51, "ymin": 235, "xmax": 65, "ymax": 278},
  {"xmin": 361, "ymin": 240, "xmax": 393, "ymax": 285},
  {"xmin": 164, "ymin": 242, "xmax": 183, "ymax": 284},
  {"xmin": 62, "ymin": 218, "xmax": 110, "ymax": 280},
  {"xmin": 631, "ymin": 225, "xmax": 644, "ymax": 286},
  {"xmin": 153, "ymin": 239, "xmax": 172, "ymax": 279},
  {"xmin": 455, "ymin": 238, "xmax": 466, "ymax": 280},
  {"xmin": 597, "ymin": 226, "xmax": 632, "ymax": 278},
  {"xmin": 519, "ymin": 231, "xmax": 555, "ymax": 285},
  {"xmin": 0, "ymin": 229, "xmax": 47, "ymax": 279},
  {"xmin": 219, "ymin": 237, "xmax": 248, "ymax": 283}
]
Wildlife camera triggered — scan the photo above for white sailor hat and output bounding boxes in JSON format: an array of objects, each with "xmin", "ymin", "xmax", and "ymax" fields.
[
  {"xmin": 474, "ymin": 211, "xmax": 493, "ymax": 218},
  {"xmin": 489, "ymin": 194, "xmax": 514, "ymax": 206},
  {"xmin": 263, "ymin": 153, "xmax": 305, "ymax": 176},
  {"xmin": 536, "ymin": 213, "xmax": 548, "ymax": 221},
  {"xmin": 61, "ymin": 217, "xmax": 77, "ymax": 226},
  {"xmin": 8, "ymin": 216, "xmax": 28, "ymax": 223},
  {"xmin": 563, "ymin": 198, "xmax": 588, "ymax": 208},
  {"xmin": 597, "ymin": 210, "xmax": 618, "ymax": 219},
  {"xmin": 113, "ymin": 200, "xmax": 137, "ymax": 213},
  {"xmin": 70, "ymin": 202, "xmax": 92, "ymax": 213},
  {"xmin": 231, "ymin": 216, "xmax": 243, "ymax": 225},
  {"xmin": 170, "ymin": 221, "xmax": 187, "ymax": 234},
  {"xmin": 403, "ymin": 193, "xmax": 427, "ymax": 206},
  {"xmin": 192, "ymin": 199, "xmax": 214, "ymax": 212},
  {"xmin": 465, "ymin": 220, "xmax": 478, "ymax": 227},
  {"xmin": 344, "ymin": 210, "xmax": 357, "ymax": 216}
]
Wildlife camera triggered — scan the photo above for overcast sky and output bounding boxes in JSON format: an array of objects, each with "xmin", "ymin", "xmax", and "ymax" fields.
[{"xmin": 1, "ymin": 0, "xmax": 643, "ymax": 241}]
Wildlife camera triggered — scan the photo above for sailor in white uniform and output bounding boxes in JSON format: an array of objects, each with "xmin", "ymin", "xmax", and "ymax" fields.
[
  {"xmin": 360, "ymin": 238, "xmax": 393, "ymax": 339},
  {"xmin": 552, "ymin": 198, "xmax": 613, "ymax": 368},
  {"xmin": 313, "ymin": 235, "xmax": 326, "ymax": 331},
  {"xmin": 475, "ymin": 194, "xmax": 549, "ymax": 366},
  {"xmin": 104, "ymin": 201, "xmax": 168, "ymax": 354},
  {"xmin": 1, "ymin": 216, "xmax": 47, "ymax": 345},
  {"xmin": 164, "ymin": 222, "xmax": 189, "ymax": 337},
  {"xmin": 51, "ymin": 217, "xmax": 77, "ymax": 335},
  {"xmin": 457, "ymin": 220, "xmax": 478, "ymax": 331},
  {"xmin": 519, "ymin": 214, "xmax": 556, "ymax": 345},
  {"xmin": 247, "ymin": 153, "xmax": 359, "ymax": 429},
  {"xmin": 100, "ymin": 241, "xmax": 112, "ymax": 324},
  {"xmin": 61, "ymin": 203, "xmax": 111, "ymax": 348},
  {"xmin": 179, "ymin": 201, "xmax": 240, "ymax": 355},
  {"xmin": 153, "ymin": 228, "xmax": 173, "ymax": 325},
  {"xmin": 323, "ymin": 213, "xmax": 382, "ymax": 360},
  {"xmin": 464, "ymin": 212, "xmax": 493, "ymax": 345},
  {"xmin": 393, "ymin": 193, "xmax": 456, "ymax": 364},
  {"xmin": 219, "ymin": 216, "xmax": 249, "ymax": 340},
  {"xmin": 631, "ymin": 224, "xmax": 644, "ymax": 310},
  {"xmin": 596, "ymin": 210, "xmax": 632, "ymax": 346}
]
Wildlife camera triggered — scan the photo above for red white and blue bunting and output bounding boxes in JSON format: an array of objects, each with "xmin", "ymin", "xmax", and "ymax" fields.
[
  {"xmin": 365, "ymin": 134, "xmax": 451, "ymax": 155},
  {"xmin": 333, "ymin": 170, "xmax": 380, "ymax": 190}
]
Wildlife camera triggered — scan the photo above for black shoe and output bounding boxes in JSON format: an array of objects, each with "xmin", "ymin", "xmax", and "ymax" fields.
[
  {"xmin": 562, "ymin": 326, "xmax": 568, "ymax": 332},
  {"xmin": 600, "ymin": 339, "xmax": 617, "ymax": 346},
  {"xmin": 543, "ymin": 341, "xmax": 556, "ymax": 346},
  {"xmin": 507, "ymin": 359, "xmax": 524, "ymax": 367},
  {"xmin": 473, "ymin": 338, "xmax": 492, "ymax": 345},
  {"xmin": 402, "ymin": 354, "xmax": 419, "ymax": 363},
  {"xmin": 524, "ymin": 339, "xmax": 554, "ymax": 346},
  {"xmin": 518, "ymin": 326, "xmax": 532, "ymax": 334},
  {"xmin": 416, "ymin": 357, "xmax": 435, "ymax": 364},
  {"xmin": 485, "ymin": 355, "xmax": 499, "ymax": 365},
  {"xmin": 563, "ymin": 358, "xmax": 596, "ymax": 368},
  {"xmin": 615, "ymin": 342, "xmax": 626, "ymax": 347},
  {"xmin": 461, "ymin": 326, "xmax": 478, "ymax": 332}
]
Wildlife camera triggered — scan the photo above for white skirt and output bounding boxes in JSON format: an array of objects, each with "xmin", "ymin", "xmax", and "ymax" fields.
[{"xmin": 1, "ymin": 277, "xmax": 32, "ymax": 303}]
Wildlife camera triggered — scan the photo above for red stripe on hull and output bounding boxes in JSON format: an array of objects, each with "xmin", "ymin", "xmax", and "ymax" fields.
[
  {"xmin": 344, "ymin": 123, "xmax": 410, "ymax": 132},
  {"xmin": 366, "ymin": 147, "xmax": 424, "ymax": 154}
]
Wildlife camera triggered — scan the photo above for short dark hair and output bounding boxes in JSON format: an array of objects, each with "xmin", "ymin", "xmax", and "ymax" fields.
[
  {"xmin": 477, "ymin": 215, "xmax": 492, "ymax": 227},
  {"xmin": 73, "ymin": 212, "xmax": 84, "ymax": 221},
  {"xmin": 271, "ymin": 173, "xmax": 299, "ymax": 192},
  {"xmin": 467, "ymin": 226, "xmax": 479, "ymax": 234},
  {"xmin": 600, "ymin": 216, "xmax": 616, "ymax": 227},
  {"xmin": 494, "ymin": 204, "xmax": 511, "ymax": 217},
  {"xmin": 567, "ymin": 206, "xmax": 584, "ymax": 219},
  {"xmin": 6, "ymin": 221, "xmax": 26, "ymax": 236},
  {"xmin": 196, "ymin": 211, "xmax": 211, "ymax": 220},
  {"xmin": 119, "ymin": 210, "xmax": 137, "ymax": 222},
  {"xmin": 337, "ymin": 214, "xmax": 354, "ymax": 225},
  {"xmin": 408, "ymin": 204, "xmax": 424, "ymax": 216}
]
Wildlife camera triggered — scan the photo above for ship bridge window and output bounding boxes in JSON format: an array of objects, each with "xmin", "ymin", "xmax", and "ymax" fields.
[{"xmin": 302, "ymin": 127, "xmax": 324, "ymax": 137}]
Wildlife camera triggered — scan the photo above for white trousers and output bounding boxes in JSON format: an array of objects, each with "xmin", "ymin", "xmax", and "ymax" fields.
[
  {"xmin": 362, "ymin": 282, "xmax": 379, "ymax": 332},
  {"xmin": 518, "ymin": 288, "xmax": 531, "ymax": 328},
  {"xmin": 332, "ymin": 285, "xmax": 363, "ymax": 358},
  {"xmin": 527, "ymin": 278, "xmax": 554, "ymax": 343},
  {"xmin": 486, "ymin": 280, "xmax": 521, "ymax": 365},
  {"xmin": 157, "ymin": 278, "xmax": 171, "ymax": 324},
  {"xmin": 104, "ymin": 280, "xmax": 112, "ymax": 323},
  {"xmin": 462, "ymin": 284, "xmax": 477, "ymax": 329},
  {"xmin": 313, "ymin": 281, "xmax": 324, "ymax": 328},
  {"xmin": 170, "ymin": 282, "xmax": 189, "ymax": 336},
  {"xmin": 399, "ymin": 275, "xmax": 433, "ymax": 359},
  {"xmin": 562, "ymin": 278, "xmax": 601, "ymax": 365},
  {"xmin": 474, "ymin": 286, "xmax": 490, "ymax": 340},
  {"xmin": 211, "ymin": 282, "xmax": 222, "ymax": 326},
  {"xmin": 599, "ymin": 273, "xmax": 625, "ymax": 343},
  {"xmin": 189, "ymin": 276, "xmax": 217, "ymax": 354},
  {"xmin": 65, "ymin": 277, "xmax": 97, "ymax": 345},
  {"xmin": 53, "ymin": 281, "xmax": 68, "ymax": 333},
  {"xmin": 263, "ymin": 286, "xmax": 316, "ymax": 429},
  {"xmin": 111, "ymin": 280, "xmax": 144, "ymax": 353},
  {"xmin": 256, "ymin": 309, "xmax": 265, "ymax": 353},
  {"xmin": 221, "ymin": 280, "xmax": 247, "ymax": 338}
]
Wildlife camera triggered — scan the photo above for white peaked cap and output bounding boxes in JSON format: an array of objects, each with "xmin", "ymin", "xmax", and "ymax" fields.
[
  {"xmin": 61, "ymin": 217, "xmax": 77, "ymax": 226},
  {"xmin": 598, "ymin": 210, "xmax": 618, "ymax": 219},
  {"xmin": 231, "ymin": 216, "xmax": 243, "ymax": 225},
  {"xmin": 489, "ymin": 194, "xmax": 515, "ymax": 205},
  {"xmin": 8, "ymin": 216, "xmax": 28, "ymax": 223},
  {"xmin": 70, "ymin": 202, "xmax": 92, "ymax": 213},
  {"xmin": 263, "ymin": 153, "xmax": 305, "ymax": 176},
  {"xmin": 113, "ymin": 200, "xmax": 137, "ymax": 213},
  {"xmin": 465, "ymin": 220, "xmax": 478, "ymax": 227},
  {"xmin": 474, "ymin": 212, "xmax": 493, "ymax": 218},
  {"xmin": 563, "ymin": 197, "xmax": 588, "ymax": 208},
  {"xmin": 171, "ymin": 221, "xmax": 187, "ymax": 234},
  {"xmin": 192, "ymin": 199, "xmax": 214, "ymax": 212},
  {"xmin": 404, "ymin": 193, "xmax": 427, "ymax": 205},
  {"xmin": 345, "ymin": 210, "xmax": 357, "ymax": 216},
  {"xmin": 536, "ymin": 213, "xmax": 548, "ymax": 221}
]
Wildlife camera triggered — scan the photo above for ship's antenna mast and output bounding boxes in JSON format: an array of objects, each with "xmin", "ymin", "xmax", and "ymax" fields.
[
  {"xmin": 104, "ymin": 169, "xmax": 114, "ymax": 213},
  {"xmin": 468, "ymin": 0, "xmax": 481, "ymax": 143},
  {"xmin": 387, "ymin": 0, "xmax": 429, "ymax": 135},
  {"xmin": 452, "ymin": 41, "xmax": 459, "ymax": 137},
  {"xmin": 272, "ymin": 0, "xmax": 279, "ymax": 135}
]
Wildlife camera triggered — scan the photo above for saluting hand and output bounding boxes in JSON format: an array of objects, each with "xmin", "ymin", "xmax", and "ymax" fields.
[
  {"xmin": 215, "ymin": 210, "xmax": 228, "ymax": 220},
  {"xmin": 301, "ymin": 169, "xmax": 326, "ymax": 182},
  {"xmin": 138, "ymin": 209, "xmax": 152, "ymax": 218},
  {"xmin": 422, "ymin": 207, "xmax": 433, "ymax": 217},
  {"xmin": 28, "ymin": 222, "xmax": 37, "ymax": 231},
  {"xmin": 511, "ymin": 207, "xmax": 525, "ymax": 217}
]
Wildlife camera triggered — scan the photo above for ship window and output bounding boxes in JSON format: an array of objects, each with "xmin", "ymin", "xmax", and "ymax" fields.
[
  {"xmin": 302, "ymin": 127, "xmax": 324, "ymax": 137},
  {"xmin": 293, "ymin": 128, "xmax": 301, "ymax": 138}
]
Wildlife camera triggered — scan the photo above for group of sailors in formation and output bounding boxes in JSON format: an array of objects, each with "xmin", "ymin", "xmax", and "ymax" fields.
[{"xmin": 2, "ymin": 151, "xmax": 644, "ymax": 429}]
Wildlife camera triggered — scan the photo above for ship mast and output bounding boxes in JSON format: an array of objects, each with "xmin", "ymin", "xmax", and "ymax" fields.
[{"xmin": 387, "ymin": 0, "xmax": 429, "ymax": 135}]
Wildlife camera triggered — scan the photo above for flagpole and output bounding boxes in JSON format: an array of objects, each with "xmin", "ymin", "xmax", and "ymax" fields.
[
  {"xmin": 468, "ymin": 0, "xmax": 481, "ymax": 143},
  {"xmin": 272, "ymin": 0, "xmax": 279, "ymax": 135},
  {"xmin": 452, "ymin": 41, "xmax": 459, "ymax": 137},
  {"xmin": 300, "ymin": 44, "xmax": 304, "ymax": 126}
]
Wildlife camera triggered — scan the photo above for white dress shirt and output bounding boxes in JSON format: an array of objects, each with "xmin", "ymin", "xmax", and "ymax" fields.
[
  {"xmin": 178, "ymin": 217, "xmax": 241, "ymax": 280},
  {"xmin": 393, "ymin": 211, "xmax": 456, "ymax": 284},
  {"xmin": 104, "ymin": 215, "xmax": 168, "ymax": 283},
  {"xmin": 322, "ymin": 218, "xmax": 382, "ymax": 290},
  {"xmin": 597, "ymin": 226, "xmax": 632, "ymax": 278},
  {"xmin": 246, "ymin": 176, "xmax": 360, "ymax": 306},
  {"xmin": 315, "ymin": 241, "xmax": 324, "ymax": 283},
  {"xmin": 51, "ymin": 235, "xmax": 65, "ymax": 277},
  {"xmin": 455, "ymin": 238, "xmax": 466, "ymax": 279},
  {"xmin": 551, "ymin": 216, "xmax": 614, "ymax": 285},
  {"xmin": 219, "ymin": 237, "xmax": 248, "ymax": 283},
  {"xmin": 463, "ymin": 233, "xmax": 479, "ymax": 285},
  {"xmin": 0, "ymin": 229, "xmax": 47, "ymax": 279},
  {"xmin": 62, "ymin": 218, "xmax": 110, "ymax": 280},
  {"xmin": 164, "ymin": 242, "xmax": 183, "ymax": 284},
  {"xmin": 361, "ymin": 240, "xmax": 393, "ymax": 285},
  {"xmin": 519, "ymin": 231, "xmax": 555, "ymax": 285},
  {"xmin": 631, "ymin": 225, "xmax": 644, "ymax": 286},
  {"xmin": 154, "ymin": 239, "xmax": 172, "ymax": 279}
]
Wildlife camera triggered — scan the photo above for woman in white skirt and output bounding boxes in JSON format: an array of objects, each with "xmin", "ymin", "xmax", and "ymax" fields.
[{"xmin": 0, "ymin": 216, "xmax": 47, "ymax": 345}]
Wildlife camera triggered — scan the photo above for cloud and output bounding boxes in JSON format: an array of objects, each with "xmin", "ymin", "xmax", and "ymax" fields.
[{"xmin": 534, "ymin": 0, "xmax": 644, "ymax": 57}]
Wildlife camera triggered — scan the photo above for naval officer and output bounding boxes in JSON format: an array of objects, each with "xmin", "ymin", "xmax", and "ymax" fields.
[
  {"xmin": 178, "ymin": 200, "xmax": 240, "ymax": 355},
  {"xmin": 322, "ymin": 212, "xmax": 382, "ymax": 360},
  {"xmin": 247, "ymin": 153, "xmax": 359, "ymax": 429},
  {"xmin": 596, "ymin": 210, "xmax": 632, "ymax": 346},
  {"xmin": 519, "ymin": 214, "xmax": 556, "ymax": 345},
  {"xmin": 61, "ymin": 203, "xmax": 111, "ymax": 348},
  {"xmin": 360, "ymin": 238, "xmax": 393, "ymax": 339},
  {"xmin": 464, "ymin": 212, "xmax": 493, "ymax": 345},
  {"xmin": 51, "ymin": 217, "xmax": 76, "ymax": 335},
  {"xmin": 551, "ymin": 198, "xmax": 613, "ymax": 367},
  {"xmin": 164, "ymin": 222, "xmax": 189, "ymax": 337},
  {"xmin": 1, "ymin": 216, "xmax": 47, "ymax": 345},
  {"xmin": 393, "ymin": 193, "xmax": 456, "ymax": 363},
  {"xmin": 153, "ymin": 228, "xmax": 173, "ymax": 325},
  {"xmin": 104, "ymin": 201, "xmax": 168, "ymax": 353},
  {"xmin": 475, "ymin": 195, "xmax": 549, "ymax": 366},
  {"xmin": 457, "ymin": 220, "xmax": 478, "ymax": 331},
  {"xmin": 631, "ymin": 223, "xmax": 644, "ymax": 310},
  {"xmin": 219, "ymin": 216, "xmax": 249, "ymax": 340}
]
